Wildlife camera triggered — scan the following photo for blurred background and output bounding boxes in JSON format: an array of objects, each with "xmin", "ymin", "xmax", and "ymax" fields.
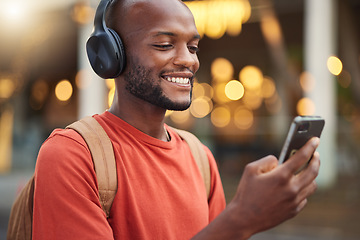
[{"xmin": 0, "ymin": 0, "xmax": 359, "ymax": 239}]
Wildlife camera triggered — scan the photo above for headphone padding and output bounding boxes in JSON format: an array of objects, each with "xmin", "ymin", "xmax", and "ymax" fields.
[{"xmin": 108, "ymin": 28, "xmax": 126, "ymax": 74}]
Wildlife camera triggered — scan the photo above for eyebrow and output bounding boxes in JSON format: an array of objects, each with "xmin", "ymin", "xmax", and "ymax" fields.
[{"xmin": 153, "ymin": 31, "xmax": 201, "ymax": 40}]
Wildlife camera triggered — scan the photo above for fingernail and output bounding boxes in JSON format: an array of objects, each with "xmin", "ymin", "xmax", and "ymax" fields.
[{"xmin": 312, "ymin": 137, "xmax": 320, "ymax": 147}]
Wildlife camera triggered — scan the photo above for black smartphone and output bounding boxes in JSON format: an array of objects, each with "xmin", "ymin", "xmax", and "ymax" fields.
[{"xmin": 278, "ymin": 116, "xmax": 325, "ymax": 165}]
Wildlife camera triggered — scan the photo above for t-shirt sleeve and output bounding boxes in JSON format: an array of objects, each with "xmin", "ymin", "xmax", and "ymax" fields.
[
  {"xmin": 203, "ymin": 145, "xmax": 226, "ymax": 222},
  {"xmin": 32, "ymin": 129, "xmax": 114, "ymax": 240}
]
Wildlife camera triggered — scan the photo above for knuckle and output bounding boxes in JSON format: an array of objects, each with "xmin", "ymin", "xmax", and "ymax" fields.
[
  {"xmin": 297, "ymin": 150, "xmax": 309, "ymax": 161},
  {"xmin": 244, "ymin": 162, "xmax": 257, "ymax": 173},
  {"xmin": 276, "ymin": 171, "xmax": 291, "ymax": 185},
  {"xmin": 308, "ymin": 162, "xmax": 320, "ymax": 177},
  {"xmin": 284, "ymin": 185, "xmax": 300, "ymax": 199}
]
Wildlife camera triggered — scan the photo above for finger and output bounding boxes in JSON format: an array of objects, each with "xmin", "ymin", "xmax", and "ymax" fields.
[
  {"xmin": 283, "ymin": 137, "xmax": 320, "ymax": 174},
  {"xmin": 295, "ymin": 151, "xmax": 320, "ymax": 188},
  {"xmin": 246, "ymin": 155, "xmax": 278, "ymax": 175},
  {"xmin": 296, "ymin": 180, "xmax": 318, "ymax": 207},
  {"xmin": 296, "ymin": 198, "xmax": 308, "ymax": 213}
]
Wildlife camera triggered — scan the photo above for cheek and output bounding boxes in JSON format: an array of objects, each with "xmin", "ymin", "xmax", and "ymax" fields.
[{"xmin": 194, "ymin": 58, "xmax": 200, "ymax": 73}]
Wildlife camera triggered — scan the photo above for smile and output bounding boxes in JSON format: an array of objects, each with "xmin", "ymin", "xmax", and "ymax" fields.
[{"xmin": 164, "ymin": 76, "xmax": 190, "ymax": 85}]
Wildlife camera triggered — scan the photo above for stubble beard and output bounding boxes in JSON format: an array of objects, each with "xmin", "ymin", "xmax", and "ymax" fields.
[{"xmin": 123, "ymin": 64, "xmax": 192, "ymax": 111}]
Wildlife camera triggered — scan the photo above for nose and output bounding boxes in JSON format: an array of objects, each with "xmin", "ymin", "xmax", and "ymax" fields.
[{"xmin": 173, "ymin": 46, "xmax": 199, "ymax": 70}]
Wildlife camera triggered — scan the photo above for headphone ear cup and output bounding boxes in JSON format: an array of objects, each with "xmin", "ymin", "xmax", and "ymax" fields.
[
  {"xmin": 108, "ymin": 28, "xmax": 126, "ymax": 74},
  {"xmin": 86, "ymin": 29, "xmax": 125, "ymax": 79}
]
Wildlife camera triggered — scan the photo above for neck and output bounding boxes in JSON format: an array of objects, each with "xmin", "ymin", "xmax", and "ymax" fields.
[{"xmin": 109, "ymin": 89, "xmax": 169, "ymax": 141}]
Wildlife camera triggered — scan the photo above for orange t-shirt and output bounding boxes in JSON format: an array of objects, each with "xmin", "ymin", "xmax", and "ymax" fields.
[{"xmin": 33, "ymin": 111, "xmax": 226, "ymax": 239}]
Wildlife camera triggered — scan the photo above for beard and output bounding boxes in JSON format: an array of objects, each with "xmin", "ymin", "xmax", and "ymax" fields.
[{"xmin": 123, "ymin": 63, "xmax": 193, "ymax": 111}]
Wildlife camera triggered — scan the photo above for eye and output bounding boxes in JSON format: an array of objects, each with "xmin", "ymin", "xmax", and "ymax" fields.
[
  {"xmin": 188, "ymin": 45, "xmax": 199, "ymax": 54},
  {"xmin": 153, "ymin": 44, "xmax": 173, "ymax": 50}
]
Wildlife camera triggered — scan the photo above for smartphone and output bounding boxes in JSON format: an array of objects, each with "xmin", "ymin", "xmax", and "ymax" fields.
[{"xmin": 278, "ymin": 116, "xmax": 325, "ymax": 165}]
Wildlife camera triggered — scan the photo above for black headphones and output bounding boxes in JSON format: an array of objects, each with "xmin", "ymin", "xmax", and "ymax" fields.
[{"xmin": 86, "ymin": 0, "xmax": 126, "ymax": 79}]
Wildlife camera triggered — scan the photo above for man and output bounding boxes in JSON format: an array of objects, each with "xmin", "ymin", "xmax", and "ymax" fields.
[{"xmin": 32, "ymin": 0, "xmax": 320, "ymax": 239}]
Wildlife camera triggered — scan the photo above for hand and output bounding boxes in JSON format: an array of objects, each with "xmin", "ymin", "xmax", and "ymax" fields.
[{"xmin": 228, "ymin": 137, "xmax": 321, "ymax": 238}]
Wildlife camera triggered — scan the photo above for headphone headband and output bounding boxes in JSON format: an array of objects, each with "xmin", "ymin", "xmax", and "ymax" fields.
[{"xmin": 93, "ymin": 0, "xmax": 111, "ymax": 30}]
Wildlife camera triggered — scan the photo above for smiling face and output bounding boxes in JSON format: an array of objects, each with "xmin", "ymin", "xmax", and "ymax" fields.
[{"xmin": 110, "ymin": 0, "xmax": 200, "ymax": 110}]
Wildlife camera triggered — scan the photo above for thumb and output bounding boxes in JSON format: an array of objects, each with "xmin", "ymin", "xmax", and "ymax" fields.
[{"xmin": 248, "ymin": 155, "xmax": 279, "ymax": 174}]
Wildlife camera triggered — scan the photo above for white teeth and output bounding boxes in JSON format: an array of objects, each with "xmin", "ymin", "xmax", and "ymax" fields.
[{"xmin": 165, "ymin": 77, "xmax": 190, "ymax": 84}]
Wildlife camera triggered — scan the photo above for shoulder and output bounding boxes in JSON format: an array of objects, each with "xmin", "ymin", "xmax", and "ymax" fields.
[
  {"xmin": 35, "ymin": 128, "xmax": 93, "ymax": 177},
  {"xmin": 43, "ymin": 128, "xmax": 88, "ymax": 149}
]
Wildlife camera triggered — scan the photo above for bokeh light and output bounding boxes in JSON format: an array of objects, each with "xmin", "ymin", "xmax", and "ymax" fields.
[
  {"xmin": 190, "ymin": 96, "xmax": 213, "ymax": 118},
  {"xmin": 234, "ymin": 107, "xmax": 254, "ymax": 130},
  {"xmin": 242, "ymin": 89, "xmax": 263, "ymax": 110},
  {"xmin": 0, "ymin": 78, "xmax": 16, "ymax": 99},
  {"xmin": 211, "ymin": 106, "xmax": 231, "ymax": 128},
  {"xmin": 239, "ymin": 65, "xmax": 264, "ymax": 90},
  {"xmin": 327, "ymin": 56, "xmax": 343, "ymax": 76},
  {"xmin": 299, "ymin": 72, "xmax": 315, "ymax": 92},
  {"xmin": 225, "ymin": 80, "xmax": 244, "ymax": 101},
  {"xmin": 55, "ymin": 80, "xmax": 73, "ymax": 102},
  {"xmin": 261, "ymin": 77, "xmax": 276, "ymax": 98},
  {"xmin": 108, "ymin": 88, "xmax": 115, "ymax": 107},
  {"xmin": 211, "ymin": 58, "xmax": 234, "ymax": 82},
  {"xmin": 169, "ymin": 109, "xmax": 192, "ymax": 125},
  {"xmin": 186, "ymin": 0, "xmax": 251, "ymax": 39},
  {"xmin": 297, "ymin": 98, "xmax": 316, "ymax": 115},
  {"xmin": 213, "ymin": 83, "xmax": 231, "ymax": 104}
]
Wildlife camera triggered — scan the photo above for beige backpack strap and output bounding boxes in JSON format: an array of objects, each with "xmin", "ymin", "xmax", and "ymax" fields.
[
  {"xmin": 66, "ymin": 116, "xmax": 117, "ymax": 218},
  {"xmin": 170, "ymin": 127, "xmax": 211, "ymax": 199}
]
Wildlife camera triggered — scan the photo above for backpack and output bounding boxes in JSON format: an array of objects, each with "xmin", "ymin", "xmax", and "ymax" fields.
[{"xmin": 7, "ymin": 116, "xmax": 210, "ymax": 240}]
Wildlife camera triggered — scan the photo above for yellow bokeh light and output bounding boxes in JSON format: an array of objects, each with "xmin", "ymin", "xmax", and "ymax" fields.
[
  {"xmin": 239, "ymin": 65, "xmax": 263, "ymax": 90},
  {"xmin": 108, "ymin": 88, "xmax": 115, "ymax": 107},
  {"xmin": 193, "ymin": 82, "xmax": 214, "ymax": 100},
  {"xmin": 261, "ymin": 77, "xmax": 276, "ymax": 98},
  {"xmin": 225, "ymin": 80, "xmax": 244, "ymax": 101},
  {"xmin": 242, "ymin": 90, "xmax": 263, "ymax": 110},
  {"xmin": 241, "ymin": 0, "xmax": 252, "ymax": 23},
  {"xmin": 0, "ymin": 78, "xmax": 16, "ymax": 99},
  {"xmin": 106, "ymin": 79, "xmax": 115, "ymax": 90},
  {"xmin": 205, "ymin": 1, "xmax": 226, "ymax": 39},
  {"xmin": 299, "ymin": 72, "xmax": 315, "ymax": 92},
  {"xmin": 193, "ymin": 82, "xmax": 205, "ymax": 99},
  {"xmin": 234, "ymin": 107, "xmax": 254, "ymax": 130},
  {"xmin": 186, "ymin": 1, "xmax": 206, "ymax": 38},
  {"xmin": 327, "ymin": 56, "xmax": 343, "ymax": 76},
  {"xmin": 186, "ymin": 0, "xmax": 251, "ymax": 38},
  {"xmin": 55, "ymin": 80, "xmax": 73, "ymax": 102},
  {"xmin": 71, "ymin": 1, "xmax": 95, "ymax": 25},
  {"xmin": 213, "ymin": 83, "xmax": 231, "ymax": 104},
  {"xmin": 206, "ymin": 17, "xmax": 226, "ymax": 39},
  {"xmin": 260, "ymin": 14, "xmax": 282, "ymax": 45},
  {"xmin": 201, "ymin": 83, "xmax": 214, "ymax": 99},
  {"xmin": 297, "ymin": 98, "xmax": 316, "ymax": 116},
  {"xmin": 211, "ymin": 58, "xmax": 234, "ymax": 82},
  {"xmin": 211, "ymin": 106, "xmax": 231, "ymax": 128},
  {"xmin": 225, "ymin": 1, "xmax": 243, "ymax": 36},
  {"xmin": 190, "ymin": 96, "xmax": 213, "ymax": 118},
  {"xmin": 170, "ymin": 109, "xmax": 192, "ymax": 124}
]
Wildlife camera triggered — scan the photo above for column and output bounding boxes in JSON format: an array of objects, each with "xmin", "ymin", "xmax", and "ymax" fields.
[
  {"xmin": 304, "ymin": 0, "xmax": 337, "ymax": 188},
  {"xmin": 77, "ymin": 1, "xmax": 107, "ymax": 119}
]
